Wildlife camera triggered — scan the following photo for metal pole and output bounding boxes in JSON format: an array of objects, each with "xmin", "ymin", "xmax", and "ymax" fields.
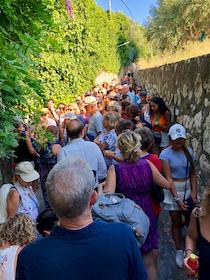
[{"xmin": 108, "ymin": 0, "xmax": 112, "ymax": 13}]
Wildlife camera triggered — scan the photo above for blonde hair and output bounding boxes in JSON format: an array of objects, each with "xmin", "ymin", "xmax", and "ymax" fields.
[
  {"xmin": 117, "ymin": 130, "xmax": 142, "ymax": 162},
  {"xmin": 200, "ymin": 187, "xmax": 210, "ymax": 216},
  {"xmin": 0, "ymin": 214, "xmax": 36, "ymax": 246},
  {"xmin": 103, "ymin": 112, "xmax": 120, "ymax": 130}
]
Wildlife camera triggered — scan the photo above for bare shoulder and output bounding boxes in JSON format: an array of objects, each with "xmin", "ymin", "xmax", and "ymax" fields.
[{"xmin": 8, "ymin": 189, "xmax": 19, "ymax": 201}]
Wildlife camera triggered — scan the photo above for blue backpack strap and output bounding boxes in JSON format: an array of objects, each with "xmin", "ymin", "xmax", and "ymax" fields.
[{"xmin": 114, "ymin": 164, "xmax": 119, "ymax": 192}]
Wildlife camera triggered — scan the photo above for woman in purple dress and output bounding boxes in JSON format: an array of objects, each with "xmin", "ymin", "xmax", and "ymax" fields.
[{"xmin": 104, "ymin": 130, "xmax": 172, "ymax": 280}]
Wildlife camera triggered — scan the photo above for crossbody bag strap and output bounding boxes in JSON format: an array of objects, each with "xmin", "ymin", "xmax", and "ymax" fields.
[
  {"xmin": 183, "ymin": 157, "xmax": 189, "ymax": 201},
  {"xmin": 114, "ymin": 164, "xmax": 119, "ymax": 192}
]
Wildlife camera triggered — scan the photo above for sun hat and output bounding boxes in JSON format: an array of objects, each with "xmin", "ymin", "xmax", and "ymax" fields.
[
  {"xmin": 168, "ymin": 124, "xmax": 187, "ymax": 140},
  {"xmin": 83, "ymin": 96, "xmax": 97, "ymax": 106},
  {"xmin": 15, "ymin": 161, "xmax": 40, "ymax": 182}
]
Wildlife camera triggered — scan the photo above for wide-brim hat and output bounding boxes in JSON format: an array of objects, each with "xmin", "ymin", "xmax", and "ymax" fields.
[
  {"xmin": 83, "ymin": 96, "xmax": 97, "ymax": 106},
  {"xmin": 15, "ymin": 161, "xmax": 40, "ymax": 182}
]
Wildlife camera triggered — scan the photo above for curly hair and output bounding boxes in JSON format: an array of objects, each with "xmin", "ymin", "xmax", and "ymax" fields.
[
  {"xmin": 117, "ymin": 130, "xmax": 141, "ymax": 162},
  {"xmin": 0, "ymin": 214, "xmax": 36, "ymax": 246}
]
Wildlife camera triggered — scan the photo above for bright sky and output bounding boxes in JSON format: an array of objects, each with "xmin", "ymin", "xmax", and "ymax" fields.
[{"xmin": 96, "ymin": 0, "xmax": 157, "ymax": 25}]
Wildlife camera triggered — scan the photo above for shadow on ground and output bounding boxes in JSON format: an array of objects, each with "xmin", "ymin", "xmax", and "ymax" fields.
[{"xmin": 158, "ymin": 210, "xmax": 188, "ymax": 280}]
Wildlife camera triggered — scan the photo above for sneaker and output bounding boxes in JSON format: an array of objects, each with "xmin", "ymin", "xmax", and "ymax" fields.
[{"xmin": 176, "ymin": 249, "xmax": 184, "ymax": 268}]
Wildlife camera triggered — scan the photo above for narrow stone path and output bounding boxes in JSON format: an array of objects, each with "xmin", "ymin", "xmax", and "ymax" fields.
[{"xmin": 158, "ymin": 210, "xmax": 188, "ymax": 280}]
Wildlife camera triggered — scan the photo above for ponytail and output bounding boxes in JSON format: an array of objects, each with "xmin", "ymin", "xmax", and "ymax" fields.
[{"xmin": 182, "ymin": 145, "xmax": 195, "ymax": 174}]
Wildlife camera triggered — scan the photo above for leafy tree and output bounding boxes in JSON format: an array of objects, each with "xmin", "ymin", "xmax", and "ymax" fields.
[{"xmin": 147, "ymin": 0, "xmax": 210, "ymax": 52}]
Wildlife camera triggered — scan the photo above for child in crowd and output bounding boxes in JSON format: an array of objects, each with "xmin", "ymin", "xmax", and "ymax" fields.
[
  {"xmin": 94, "ymin": 112, "xmax": 120, "ymax": 167},
  {"xmin": 36, "ymin": 209, "xmax": 59, "ymax": 237}
]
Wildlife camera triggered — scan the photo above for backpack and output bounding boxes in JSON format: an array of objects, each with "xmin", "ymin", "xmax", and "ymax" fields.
[{"xmin": 92, "ymin": 193, "xmax": 150, "ymax": 247}]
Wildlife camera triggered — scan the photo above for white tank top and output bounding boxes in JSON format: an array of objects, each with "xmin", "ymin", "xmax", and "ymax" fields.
[
  {"xmin": 0, "ymin": 184, "xmax": 15, "ymax": 224},
  {"xmin": 0, "ymin": 245, "xmax": 20, "ymax": 280}
]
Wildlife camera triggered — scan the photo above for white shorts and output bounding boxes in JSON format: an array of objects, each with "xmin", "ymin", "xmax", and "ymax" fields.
[{"xmin": 163, "ymin": 180, "xmax": 191, "ymax": 211}]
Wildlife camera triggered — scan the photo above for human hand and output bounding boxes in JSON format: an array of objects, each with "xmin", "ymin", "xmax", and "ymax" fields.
[
  {"xmin": 183, "ymin": 257, "xmax": 197, "ymax": 277},
  {"xmin": 94, "ymin": 139, "xmax": 100, "ymax": 145},
  {"xmin": 25, "ymin": 130, "xmax": 30, "ymax": 137},
  {"xmin": 103, "ymin": 150, "xmax": 115, "ymax": 158},
  {"xmin": 48, "ymin": 103, "xmax": 54, "ymax": 111},
  {"xmin": 177, "ymin": 200, "xmax": 188, "ymax": 211}
]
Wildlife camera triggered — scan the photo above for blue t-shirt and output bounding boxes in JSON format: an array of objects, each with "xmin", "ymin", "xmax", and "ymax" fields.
[
  {"xmin": 16, "ymin": 220, "xmax": 146, "ymax": 280},
  {"xmin": 127, "ymin": 91, "xmax": 136, "ymax": 104},
  {"xmin": 87, "ymin": 111, "xmax": 103, "ymax": 138},
  {"xmin": 159, "ymin": 146, "xmax": 195, "ymax": 179}
]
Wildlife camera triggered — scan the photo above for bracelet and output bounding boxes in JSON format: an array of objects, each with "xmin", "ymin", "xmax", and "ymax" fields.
[
  {"xmin": 184, "ymin": 249, "xmax": 193, "ymax": 258},
  {"xmin": 174, "ymin": 196, "xmax": 180, "ymax": 202}
]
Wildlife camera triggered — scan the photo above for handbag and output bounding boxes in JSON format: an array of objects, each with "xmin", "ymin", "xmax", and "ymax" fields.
[{"xmin": 151, "ymin": 183, "xmax": 164, "ymax": 203}]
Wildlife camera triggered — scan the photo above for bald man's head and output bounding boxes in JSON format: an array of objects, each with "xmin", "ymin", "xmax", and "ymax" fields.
[{"xmin": 66, "ymin": 119, "xmax": 83, "ymax": 139}]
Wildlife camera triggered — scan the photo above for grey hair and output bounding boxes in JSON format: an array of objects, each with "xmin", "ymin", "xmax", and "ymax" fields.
[{"xmin": 46, "ymin": 157, "xmax": 96, "ymax": 219}]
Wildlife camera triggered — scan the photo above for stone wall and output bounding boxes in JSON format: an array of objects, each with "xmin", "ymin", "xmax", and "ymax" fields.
[{"xmin": 138, "ymin": 54, "xmax": 210, "ymax": 192}]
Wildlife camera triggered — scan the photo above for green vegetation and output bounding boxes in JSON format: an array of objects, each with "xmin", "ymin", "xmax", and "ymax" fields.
[
  {"xmin": 146, "ymin": 0, "xmax": 210, "ymax": 53},
  {"xmin": 138, "ymin": 0, "xmax": 210, "ymax": 68},
  {"xmin": 0, "ymin": 0, "xmax": 146, "ymax": 159}
]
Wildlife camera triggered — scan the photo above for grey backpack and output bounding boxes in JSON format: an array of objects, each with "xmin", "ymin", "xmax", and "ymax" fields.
[{"xmin": 92, "ymin": 193, "xmax": 150, "ymax": 247}]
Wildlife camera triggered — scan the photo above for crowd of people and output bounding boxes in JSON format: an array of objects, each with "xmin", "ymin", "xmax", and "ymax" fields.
[{"xmin": 0, "ymin": 74, "xmax": 210, "ymax": 280}]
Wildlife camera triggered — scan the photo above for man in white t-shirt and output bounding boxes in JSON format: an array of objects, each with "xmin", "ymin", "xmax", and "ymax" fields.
[{"xmin": 84, "ymin": 96, "xmax": 103, "ymax": 141}]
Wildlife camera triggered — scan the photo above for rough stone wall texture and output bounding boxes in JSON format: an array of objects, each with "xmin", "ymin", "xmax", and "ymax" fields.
[{"xmin": 138, "ymin": 54, "xmax": 210, "ymax": 192}]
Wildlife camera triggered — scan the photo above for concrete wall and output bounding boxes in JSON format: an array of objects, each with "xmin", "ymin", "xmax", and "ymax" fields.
[{"xmin": 138, "ymin": 54, "xmax": 210, "ymax": 192}]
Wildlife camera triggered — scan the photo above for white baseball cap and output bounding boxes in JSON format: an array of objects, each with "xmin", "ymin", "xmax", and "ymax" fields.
[
  {"xmin": 168, "ymin": 124, "xmax": 187, "ymax": 140},
  {"xmin": 15, "ymin": 161, "xmax": 40, "ymax": 182}
]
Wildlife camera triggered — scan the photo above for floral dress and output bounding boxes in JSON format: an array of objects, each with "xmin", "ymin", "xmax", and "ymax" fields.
[{"xmin": 98, "ymin": 129, "xmax": 117, "ymax": 167}]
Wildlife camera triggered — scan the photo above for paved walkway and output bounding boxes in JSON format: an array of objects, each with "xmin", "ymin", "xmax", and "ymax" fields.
[{"xmin": 158, "ymin": 210, "xmax": 188, "ymax": 280}]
